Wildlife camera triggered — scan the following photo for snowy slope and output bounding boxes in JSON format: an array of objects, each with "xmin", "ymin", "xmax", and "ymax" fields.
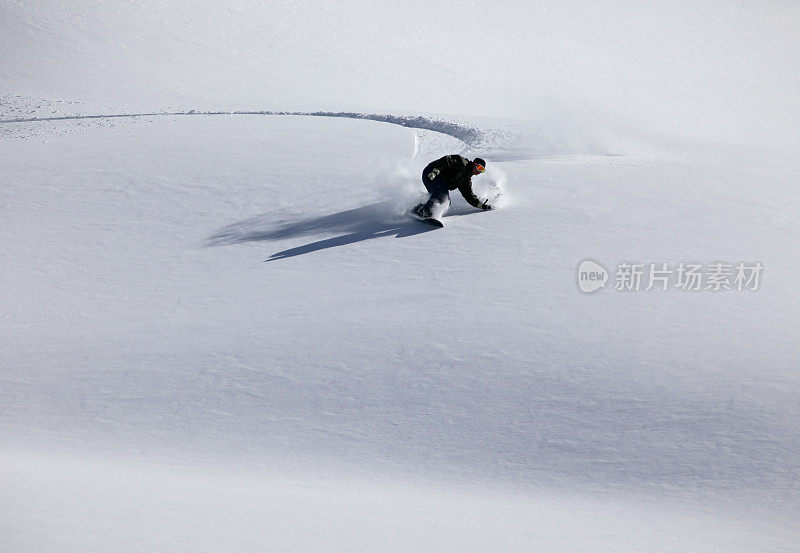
[
  {"xmin": 3, "ymin": 1, "xmax": 799, "ymax": 148},
  {"xmin": 2, "ymin": 1, "xmax": 800, "ymax": 552}
]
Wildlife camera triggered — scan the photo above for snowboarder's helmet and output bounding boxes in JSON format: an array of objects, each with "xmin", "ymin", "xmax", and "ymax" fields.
[{"xmin": 473, "ymin": 158, "xmax": 486, "ymax": 174}]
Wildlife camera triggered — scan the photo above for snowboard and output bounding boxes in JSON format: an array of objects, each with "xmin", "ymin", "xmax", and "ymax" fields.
[
  {"xmin": 416, "ymin": 217, "xmax": 444, "ymax": 228},
  {"xmin": 410, "ymin": 205, "xmax": 444, "ymax": 228}
]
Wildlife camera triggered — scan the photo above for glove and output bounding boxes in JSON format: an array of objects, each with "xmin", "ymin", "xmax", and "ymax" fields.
[
  {"xmin": 481, "ymin": 200, "xmax": 493, "ymax": 210},
  {"xmin": 426, "ymin": 168, "xmax": 440, "ymax": 181}
]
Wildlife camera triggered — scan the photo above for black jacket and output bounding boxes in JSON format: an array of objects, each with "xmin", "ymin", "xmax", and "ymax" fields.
[{"xmin": 424, "ymin": 155, "xmax": 482, "ymax": 208}]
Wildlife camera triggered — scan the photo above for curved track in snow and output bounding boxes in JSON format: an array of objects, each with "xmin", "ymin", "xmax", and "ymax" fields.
[{"xmin": 0, "ymin": 109, "xmax": 484, "ymax": 147}]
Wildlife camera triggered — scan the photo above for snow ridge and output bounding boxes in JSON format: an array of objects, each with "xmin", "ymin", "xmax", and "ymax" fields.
[{"xmin": 0, "ymin": 109, "xmax": 483, "ymax": 147}]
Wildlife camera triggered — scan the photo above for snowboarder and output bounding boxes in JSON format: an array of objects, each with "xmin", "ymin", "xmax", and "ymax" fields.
[{"xmin": 411, "ymin": 155, "xmax": 493, "ymax": 220}]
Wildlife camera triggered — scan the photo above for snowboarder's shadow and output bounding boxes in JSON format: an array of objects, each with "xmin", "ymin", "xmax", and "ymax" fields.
[{"xmin": 205, "ymin": 201, "xmax": 439, "ymax": 261}]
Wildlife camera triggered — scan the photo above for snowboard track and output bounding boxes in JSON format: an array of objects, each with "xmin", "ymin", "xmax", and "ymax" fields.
[{"xmin": 0, "ymin": 109, "xmax": 483, "ymax": 147}]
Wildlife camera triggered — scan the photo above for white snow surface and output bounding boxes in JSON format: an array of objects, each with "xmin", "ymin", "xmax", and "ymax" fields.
[{"xmin": 2, "ymin": 2, "xmax": 800, "ymax": 552}]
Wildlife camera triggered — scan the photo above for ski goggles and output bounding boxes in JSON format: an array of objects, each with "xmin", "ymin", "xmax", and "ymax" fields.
[{"xmin": 474, "ymin": 162, "xmax": 485, "ymax": 173}]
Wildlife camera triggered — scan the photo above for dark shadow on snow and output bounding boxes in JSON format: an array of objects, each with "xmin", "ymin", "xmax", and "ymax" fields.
[
  {"xmin": 264, "ymin": 226, "xmax": 428, "ymax": 261},
  {"xmin": 205, "ymin": 201, "xmax": 439, "ymax": 261}
]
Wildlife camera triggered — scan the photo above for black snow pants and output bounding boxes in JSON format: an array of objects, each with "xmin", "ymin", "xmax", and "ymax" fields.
[{"xmin": 421, "ymin": 168, "xmax": 451, "ymax": 215}]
